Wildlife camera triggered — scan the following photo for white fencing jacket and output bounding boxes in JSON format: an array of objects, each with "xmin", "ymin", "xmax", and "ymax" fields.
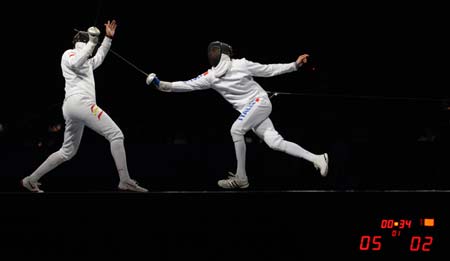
[
  {"xmin": 61, "ymin": 37, "xmax": 112, "ymax": 102},
  {"xmin": 170, "ymin": 56, "xmax": 299, "ymax": 112}
]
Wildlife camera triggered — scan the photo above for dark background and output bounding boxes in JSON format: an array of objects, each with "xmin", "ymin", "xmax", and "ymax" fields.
[
  {"xmin": 0, "ymin": 1, "xmax": 449, "ymax": 191},
  {"xmin": 0, "ymin": 1, "xmax": 449, "ymax": 259}
]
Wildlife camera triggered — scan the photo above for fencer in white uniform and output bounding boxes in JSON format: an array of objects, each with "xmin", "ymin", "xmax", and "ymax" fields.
[
  {"xmin": 146, "ymin": 41, "xmax": 328, "ymax": 189},
  {"xmin": 22, "ymin": 20, "xmax": 147, "ymax": 192}
]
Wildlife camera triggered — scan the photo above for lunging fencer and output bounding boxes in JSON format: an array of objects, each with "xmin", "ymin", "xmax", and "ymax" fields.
[
  {"xmin": 146, "ymin": 41, "xmax": 329, "ymax": 189},
  {"xmin": 21, "ymin": 20, "xmax": 148, "ymax": 192}
]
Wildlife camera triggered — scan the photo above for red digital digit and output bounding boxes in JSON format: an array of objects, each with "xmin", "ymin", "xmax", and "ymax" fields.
[
  {"xmin": 405, "ymin": 220, "xmax": 412, "ymax": 229},
  {"xmin": 410, "ymin": 236, "xmax": 421, "ymax": 251},
  {"xmin": 387, "ymin": 220, "xmax": 394, "ymax": 229},
  {"xmin": 372, "ymin": 236, "xmax": 382, "ymax": 251},
  {"xmin": 422, "ymin": 236, "xmax": 433, "ymax": 252},
  {"xmin": 381, "ymin": 219, "xmax": 387, "ymax": 229},
  {"xmin": 360, "ymin": 235, "xmax": 371, "ymax": 250}
]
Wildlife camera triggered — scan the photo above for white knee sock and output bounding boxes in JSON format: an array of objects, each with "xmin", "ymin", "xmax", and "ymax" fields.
[
  {"xmin": 284, "ymin": 141, "xmax": 320, "ymax": 164},
  {"xmin": 110, "ymin": 139, "xmax": 131, "ymax": 181},
  {"xmin": 29, "ymin": 151, "xmax": 66, "ymax": 182},
  {"xmin": 234, "ymin": 139, "xmax": 247, "ymax": 180}
]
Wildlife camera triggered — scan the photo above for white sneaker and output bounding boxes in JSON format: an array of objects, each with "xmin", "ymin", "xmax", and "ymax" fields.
[
  {"xmin": 21, "ymin": 176, "xmax": 44, "ymax": 193},
  {"xmin": 118, "ymin": 179, "xmax": 148, "ymax": 192},
  {"xmin": 314, "ymin": 153, "xmax": 329, "ymax": 177},
  {"xmin": 218, "ymin": 172, "xmax": 249, "ymax": 189}
]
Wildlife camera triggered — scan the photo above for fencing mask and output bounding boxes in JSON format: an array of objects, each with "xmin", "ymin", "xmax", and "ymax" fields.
[
  {"xmin": 72, "ymin": 30, "xmax": 89, "ymax": 46},
  {"xmin": 208, "ymin": 41, "xmax": 233, "ymax": 67}
]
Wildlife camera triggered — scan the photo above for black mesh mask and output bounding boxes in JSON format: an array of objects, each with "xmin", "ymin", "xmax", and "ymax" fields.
[
  {"xmin": 208, "ymin": 41, "xmax": 233, "ymax": 67},
  {"xmin": 72, "ymin": 31, "xmax": 89, "ymax": 46}
]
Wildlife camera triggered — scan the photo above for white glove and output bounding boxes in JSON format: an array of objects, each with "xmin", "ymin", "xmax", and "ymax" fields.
[
  {"xmin": 146, "ymin": 73, "xmax": 159, "ymax": 86},
  {"xmin": 87, "ymin": 26, "xmax": 100, "ymax": 44}
]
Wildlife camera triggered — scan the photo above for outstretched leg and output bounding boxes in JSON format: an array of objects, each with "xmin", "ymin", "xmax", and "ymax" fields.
[
  {"xmin": 253, "ymin": 118, "xmax": 329, "ymax": 177},
  {"xmin": 22, "ymin": 117, "xmax": 84, "ymax": 192}
]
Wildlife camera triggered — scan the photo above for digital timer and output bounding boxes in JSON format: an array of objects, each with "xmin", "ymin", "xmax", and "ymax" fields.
[{"xmin": 358, "ymin": 217, "xmax": 435, "ymax": 253}]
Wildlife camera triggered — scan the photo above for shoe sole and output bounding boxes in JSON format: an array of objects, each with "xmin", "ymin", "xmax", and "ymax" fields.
[
  {"xmin": 118, "ymin": 185, "xmax": 148, "ymax": 192},
  {"xmin": 217, "ymin": 181, "xmax": 249, "ymax": 189},
  {"xmin": 21, "ymin": 179, "xmax": 44, "ymax": 193},
  {"xmin": 322, "ymin": 153, "xmax": 329, "ymax": 177}
]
